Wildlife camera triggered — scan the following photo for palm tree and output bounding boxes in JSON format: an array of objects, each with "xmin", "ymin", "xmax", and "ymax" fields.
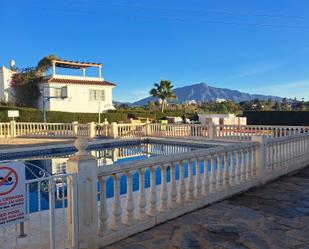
[
  {"xmin": 150, "ymin": 80, "xmax": 176, "ymax": 112},
  {"xmin": 36, "ymin": 54, "xmax": 59, "ymax": 75}
]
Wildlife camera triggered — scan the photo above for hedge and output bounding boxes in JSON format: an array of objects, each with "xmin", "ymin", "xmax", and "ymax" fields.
[{"xmin": 0, "ymin": 106, "xmax": 194, "ymax": 123}]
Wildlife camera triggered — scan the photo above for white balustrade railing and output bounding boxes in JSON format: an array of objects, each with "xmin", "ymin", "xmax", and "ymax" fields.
[
  {"xmin": 215, "ymin": 125, "xmax": 309, "ymax": 141},
  {"xmin": 149, "ymin": 123, "xmax": 208, "ymax": 137},
  {"xmin": 76, "ymin": 123, "xmax": 90, "ymax": 137},
  {"xmin": 96, "ymin": 123, "xmax": 112, "ymax": 137},
  {"xmin": 4, "ymin": 131, "xmax": 308, "ymax": 248},
  {"xmin": 1, "ymin": 121, "xmax": 309, "ymax": 141},
  {"xmin": 117, "ymin": 123, "xmax": 147, "ymax": 138},
  {"xmin": 0, "ymin": 122, "xmax": 11, "ymax": 137},
  {"xmin": 264, "ymin": 133, "xmax": 309, "ymax": 181},
  {"xmin": 96, "ymin": 142, "xmax": 260, "ymax": 246},
  {"xmin": 15, "ymin": 122, "xmax": 74, "ymax": 137}
]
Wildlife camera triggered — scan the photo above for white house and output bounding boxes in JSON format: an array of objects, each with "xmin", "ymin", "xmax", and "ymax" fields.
[
  {"xmin": 0, "ymin": 60, "xmax": 16, "ymax": 103},
  {"xmin": 38, "ymin": 59, "xmax": 116, "ymax": 113},
  {"xmin": 198, "ymin": 113, "xmax": 247, "ymax": 126}
]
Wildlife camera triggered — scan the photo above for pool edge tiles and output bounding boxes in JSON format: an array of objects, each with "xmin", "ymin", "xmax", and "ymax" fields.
[{"xmin": 0, "ymin": 137, "xmax": 224, "ymax": 161}]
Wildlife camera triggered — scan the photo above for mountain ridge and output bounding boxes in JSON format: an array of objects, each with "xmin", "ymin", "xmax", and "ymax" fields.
[{"xmin": 132, "ymin": 82, "xmax": 282, "ymax": 106}]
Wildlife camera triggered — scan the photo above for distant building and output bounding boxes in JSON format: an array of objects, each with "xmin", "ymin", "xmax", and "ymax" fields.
[
  {"xmin": 0, "ymin": 60, "xmax": 16, "ymax": 103},
  {"xmin": 215, "ymin": 98, "xmax": 226, "ymax": 103},
  {"xmin": 198, "ymin": 113, "xmax": 247, "ymax": 126},
  {"xmin": 38, "ymin": 59, "xmax": 116, "ymax": 113},
  {"xmin": 186, "ymin": 100, "xmax": 197, "ymax": 105}
]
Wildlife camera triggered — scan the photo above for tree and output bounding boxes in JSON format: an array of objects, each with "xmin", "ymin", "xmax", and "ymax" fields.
[
  {"xmin": 150, "ymin": 80, "xmax": 176, "ymax": 112},
  {"xmin": 11, "ymin": 55, "xmax": 59, "ymax": 107}
]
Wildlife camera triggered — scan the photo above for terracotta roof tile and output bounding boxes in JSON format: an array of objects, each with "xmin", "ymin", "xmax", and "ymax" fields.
[{"xmin": 40, "ymin": 77, "xmax": 116, "ymax": 86}]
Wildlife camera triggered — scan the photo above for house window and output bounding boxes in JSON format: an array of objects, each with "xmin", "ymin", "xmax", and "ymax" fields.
[
  {"xmin": 54, "ymin": 88, "xmax": 62, "ymax": 98},
  {"xmin": 89, "ymin": 90, "xmax": 105, "ymax": 101}
]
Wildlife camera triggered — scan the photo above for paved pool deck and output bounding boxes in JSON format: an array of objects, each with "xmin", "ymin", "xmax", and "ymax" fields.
[
  {"xmin": 0, "ymin": 137, "xmax": 74, "ymax": 148},
  {"xmin": 105, "ymin": 166, "xmax": 309, "ymax": 249}
]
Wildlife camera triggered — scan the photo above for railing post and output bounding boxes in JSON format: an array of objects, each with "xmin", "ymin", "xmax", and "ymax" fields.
[
  {"xmin": 207, "ymin": 122, "xmax": 215, "ymax": 139},
  {"xmin": 103, "ymin": 118, "xmax": 109, "ymax": 137},
  {"xmin": 252, "ymin": 135, "xmax": 268, "ymax": 184},
  {"xmin": 88, "ymin": 122, "xmax": 96, "ymax": 139},
  {"xmin": 66, "ymin": 137, "xmax": 99, "ymax": 249},
  {"xmin": 10, "ymin": 120, "xmax": 16, "ymax": 138},
  {"xmin": 72, "ymin": 121, "xmax": 78, "ymax": 136},
  {"xmin": 145, "ymin": 118, "xmax": 150, "ymax": 136},
  {"xmin": 111, "ymin": 122, "xmax": 118, "ymax": 138}
]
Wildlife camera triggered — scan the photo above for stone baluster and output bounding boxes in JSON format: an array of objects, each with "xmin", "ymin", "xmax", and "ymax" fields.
[
  {"xmin": 223, "ymin": 152, "xmax": 229, "ymax": 189},
  {"xmin": 246, "ymin": 148, "xmax": 252, "ymax": 180},
  {"xmin": 210, "ymin": 156, "xmax": 216, "ymax": 193},
  {"xmin": 229, "ymin": 150, "xmax": 236, "ymax": 185},
  {"xmin": 124, "ymin": 171, "xmax": 135, "ymax": 225},
  {"xmin": 186, "ymin": 159, "xmax": 195, "ymax": 201},
  {"xmin": 147, "ymin": 166, "xmax": 158, "ymax": 216},
  {"xmin": 203, "ymin": 158, "xmax": 209, "ymax": 195},
  {"xmin": 177, "ymin": 161, "xmax": 186, "ymax": 206},
  {"xmin": 168, "ymin": 162, "xmax": 178, "ymax": 208},
  {"xmin": 235, "ymin": 150, "xmax": 240, "ymax": 184},
  {"xmin": 240, "ymin": 149, "xmax": 246, "ymax": 182},
  {"xmin": 252, "ymin": 146, "xmax": 258, "ymax": 178},
  {"xmin": 136, "ymin": 169, "xmax": 146, "ymax": 220},
  {"xmin": 216, "ymin": 154, "xmax": 223, "ymax": 190},
  {"xmin": 111, "ymin": 174, "xmax": 122, "ymax": 230},
  {"xmin": 159, "ymin": 164, "xmax": 168, "ymax": 211},
  {"xmin": 99, "ymin": 176, "xmax": 108, "ymax": 237},
  {"xmin": 194, "ymin": 158, "xmax": 202, "ymax": 198}
]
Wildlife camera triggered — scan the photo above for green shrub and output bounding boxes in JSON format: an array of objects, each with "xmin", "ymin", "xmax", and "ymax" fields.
[{"xmin": 0, "ymin": 105, "xmax": 195, "ymax": 123}]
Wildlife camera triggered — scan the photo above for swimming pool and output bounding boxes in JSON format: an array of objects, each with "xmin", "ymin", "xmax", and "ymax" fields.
[{"xmin": 1, "ymin": 138, "xmax": 216, "ymax": 213}]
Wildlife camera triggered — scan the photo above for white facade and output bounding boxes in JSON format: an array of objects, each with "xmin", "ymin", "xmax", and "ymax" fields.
[
  {"xmin": 198, "ymin": 113, "xmax": 247, "ymax": 126},
  {"xmin": 0, "ymin": 66, "xmax": 15, "ymax": 103},
  {"xmin": 38, "ymin": 75, "xmax": 115, "ymax": 113}
]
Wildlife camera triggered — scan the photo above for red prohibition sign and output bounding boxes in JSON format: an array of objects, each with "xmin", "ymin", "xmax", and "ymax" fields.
[{"xmin": 0, "ymin": 166, "xmax": 18, "ymax": 196}]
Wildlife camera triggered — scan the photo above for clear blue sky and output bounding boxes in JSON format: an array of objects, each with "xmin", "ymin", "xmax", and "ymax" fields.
[{"xmin": 2, "ymin": 0, "xmax": 309, "ymax": 102}]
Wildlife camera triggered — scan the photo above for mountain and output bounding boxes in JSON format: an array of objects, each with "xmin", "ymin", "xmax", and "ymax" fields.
[{"xmin": 132, "ymin": 82, "xmax": 282, "ymax": 106}]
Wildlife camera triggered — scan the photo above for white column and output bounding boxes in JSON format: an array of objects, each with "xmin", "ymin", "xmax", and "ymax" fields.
[
  {"xmin": 223, "ymin": 152, "xmax": 229, "ymax": 189},
  {"xmin": 168, "ymin": 162, "xmax": 177, "ymax": 208},
  {"xmin": 210, "ymin": 156, "xmax": 216, "ymax": 193},
  {"xmin": 147, "ymin": 166, "xmax": 157, "ymax": 216},
  {"xmin": 124, "ymin": 171, "xmax": 135, "ymax": 225},
  {"xmin": 99, "ymin": 65, "xmax": 102, "ymax": 78},
  {"xmin": 111, "ymin": 122, "xmax": 118, "ymax": 138},
  {"xmin": 194, "ymin": 158, "xmax": 202, "ymax": 198},
  {"xmin": 66, "ymin": 138, "xmax": 98, "ymax": 249},
  {"xmin": 111, "ymin": 174, "xmax": 122, "ymax": 230},
  {"xmin": 52, "ymin": 61, "xmax": 56, "ymax": 75},
  {"xmin": 98, "ymin": 176, "xmax": 108, "ymax": 237},
  {"xmin": 203, "ymin": 158, "xmax": 209, "ymax": 195},
  {"xmin": 252, "ymin": 135, "xmax": 268, "ymax": 184},
  {"xmin": 159, "ymin": 164, "xmax": 168, "ymax": 211},
  {"xmin": 136, "ymin": 169, "xmax": 146, "ymax": 220},
  {"xmin": 216, "ymin": 155, "xmax": 223, "ymax": 190},
  {"xmin": 177, "ymin": 161, "xmax": 186, "ymax": 206},
  {"xmin": 186, "ymin": 159, "xmax": 194, "ymax": 201}
]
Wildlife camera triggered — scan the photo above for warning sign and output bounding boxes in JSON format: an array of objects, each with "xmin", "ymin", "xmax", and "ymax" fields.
[{"xmin": 0, "ymin": 162, "xmax": 26, "ymax": 227}]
